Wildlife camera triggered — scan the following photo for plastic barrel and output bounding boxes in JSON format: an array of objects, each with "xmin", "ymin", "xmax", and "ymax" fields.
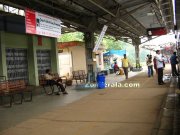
[
  {"xmin": 97, "ymin": 82, "xmax": 105, "ymax": 89},
  {"xmin": 96, "ymin": 74, "xmax": 105, "ymax": 89}
]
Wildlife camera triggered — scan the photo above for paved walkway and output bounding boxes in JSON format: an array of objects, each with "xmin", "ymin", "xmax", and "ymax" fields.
[{"xmin": 0, "ymin": 68, "xmax": 171, "ymax": 135}]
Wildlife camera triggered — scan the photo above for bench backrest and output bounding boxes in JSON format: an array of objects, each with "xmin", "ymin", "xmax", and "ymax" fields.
[
  {"xmin": 0, "ymin": 80, "xmax": 26, "ymax": 92},
  {"xmin": 78, "ymin": 70, "xmax": 86, "ymax": 75},
  {"xmin": 39, "ymin": 75, "xmax": 47, "ymax": 86},
  {"xmin": 0, "ymin": 82, "xmax": 7, "ymax": 91},
  {"xmin": 72, "ymin": 71, "xmax": 79, "ymax": 77}
]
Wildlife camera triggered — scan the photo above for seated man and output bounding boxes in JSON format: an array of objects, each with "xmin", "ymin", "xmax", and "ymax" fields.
[
  {"xmin": 44, "ymin": 69, "xmax": 68, "ymax": 95},
  {"xmin": 113, "ymin": 62, "xmax": 119, "ymax": 74}
]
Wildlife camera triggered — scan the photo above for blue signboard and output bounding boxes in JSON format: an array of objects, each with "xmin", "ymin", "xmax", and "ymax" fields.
[{"xmin": 103, "ymin": 50, "xmax": 126, "ymax": 56}]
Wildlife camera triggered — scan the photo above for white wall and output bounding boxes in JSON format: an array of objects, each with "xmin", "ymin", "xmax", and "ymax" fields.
[
  {"xmin": 58, "ymin": 45, "xmax": 87, "ymax": 77},
  {"xmin": 58, "ymin": 52, "xmax": 72, "ymax": 77},
  {"xmin": 71, "ymin": 45, "xmax": 87, "ymax": 73}
]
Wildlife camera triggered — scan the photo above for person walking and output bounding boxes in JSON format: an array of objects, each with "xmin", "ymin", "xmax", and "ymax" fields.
[
  {"xmin": 122, "ymin": 54, "xmax": 129, "ymax": 79},
  {"xmin": 156, "ymin": 50, "xmax": 165, "ymax": 85},
  {"xmin": 170, "ymin": 52, "xmax": 179, "ymax": 76}
]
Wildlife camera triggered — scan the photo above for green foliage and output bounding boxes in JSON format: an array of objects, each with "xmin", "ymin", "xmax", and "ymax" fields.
[
  {"xmin": 58, "ymin": 32, "xmax": 149, "ymax": 66},
  {"xmin": 103, "ymin": 37, "xmax": 123, "ymax": 50},
  {"xmin": 58, "ymin": 32, "xmax": 84, "ymax": 42},
  {"xmin": 103, "ymin": 37, "xmax": 149, "ymax": 66}
]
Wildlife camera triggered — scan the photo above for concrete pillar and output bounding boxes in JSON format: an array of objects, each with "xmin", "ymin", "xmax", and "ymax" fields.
[
  {"xmin": 0, "ymin": 31, "xmax": 7, "ymax": 77},
  {"xmin": 135, "ymin": 45, "xmax": 140, "ymax": 67},
  {"xmin": 51, "ymin": 38, "xmax": 59, "ymax": 74},
  {"xmin": 84, "ymin": 32, "xmax": 96, "ymax": 82},
  {"xmin": 133, "ymin": 38, "xmax": 141, "ymax": 68},
  {"xmin": 28, "ymin": 35, "xmax": 39, "ymax": 86}
]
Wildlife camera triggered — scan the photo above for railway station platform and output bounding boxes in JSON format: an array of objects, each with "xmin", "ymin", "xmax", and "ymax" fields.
[{"xmin": 0, "ymin": 65, "xmax": 176, "ymax": 135}]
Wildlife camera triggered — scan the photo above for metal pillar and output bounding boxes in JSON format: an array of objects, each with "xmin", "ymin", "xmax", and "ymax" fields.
[{"xmin": 84, "ymin": 32, "xmax": 96, "ymax": 82}]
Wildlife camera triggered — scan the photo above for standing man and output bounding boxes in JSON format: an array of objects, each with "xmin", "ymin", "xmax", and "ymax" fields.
[
  {"xmin": 170, "ymin": 52, "xmax": 179, "ymax": 76},
  {"xmin": 153, "ymin": 56, "xmax": 158, "ymax": 74},
  {"xmin": 122, "ymin": 54, "xmax": 129, "ymax": 79},
  {"xmin": 147, "ymin": 55, "xmax": 153, "ymax": 77},
  {"xmin": 156, "ymin": 50, "xmax": 165, "ymax": 85}
]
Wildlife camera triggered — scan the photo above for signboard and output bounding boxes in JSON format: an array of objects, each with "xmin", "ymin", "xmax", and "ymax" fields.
[
  {"xmin": 93, "ymin": 25, "xmax": 108, "ymax": 52},
  {"xmin": 147, "ymin": 27, "xmax": 167, "ymax": 36},
  {"xmin": 25, "ymin": 9, "xmax": 61, "ymax": 38}
]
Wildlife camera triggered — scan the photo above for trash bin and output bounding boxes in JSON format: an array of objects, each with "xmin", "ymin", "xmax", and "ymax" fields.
[
  {"xmin": 109, "ymin": 68, "xmax": 114, "ymax": 74},
  {"xmin": 96, "ymin": 73, "xmax": 105, "ymax": 89},
  {"xmin": 101, "ymin": 70, "xmax": 108, "ymax": 75}
]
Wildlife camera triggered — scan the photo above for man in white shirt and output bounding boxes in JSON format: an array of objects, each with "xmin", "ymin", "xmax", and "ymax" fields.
[
  {"xmin": 156, "ymin": 50, "xmax": 165, "ymax": 85},
  {"xmin": 44, "ymin": 69, "xmax": 68, "ymax": 95}
]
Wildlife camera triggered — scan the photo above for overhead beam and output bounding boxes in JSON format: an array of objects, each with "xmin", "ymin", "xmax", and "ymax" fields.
[
  {"xmin": 105, "ymin": 2, "xmax": 149, "ymax": 25},
  {"xmin": 99, "ymin": 17, "xmax": 139, "ymax": 37},
  {"xmin": 151, "ymin": 4, "xmax": 164, "ymax": 26},
  {"xmin": 0, "ymin": 0, "xmax": 88, "ymax": 30},
  {"xmin": 87, "ymin": 0, "xmax": 142, "ymax": 35},
  {"xmin": 87, "ymin": 0, "xmax": 116, "ymax": 17},
  {"xmin": 32, "ymin": 0, "xmax": 77, "ymax": 17},
  {"xmin": 119, "ymin": 0, "xmax": 150, "ymax": 10},
  {"xmin": 154, "ymin": 0, "xmax": 173, "ymax": 30},
  {"xmin": 119, "ymin": 2, "xmax": 150, "ymax": 18}
]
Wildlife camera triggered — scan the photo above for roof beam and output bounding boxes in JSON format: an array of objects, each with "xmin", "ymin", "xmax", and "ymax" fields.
[
  {"xmin": 87, "ymin": 0, "xmax": 142, "ymax": 35},
  {"xmin": 154, "ymin": 0, "xmax": 173, "ymax": 30},
  {"xmin": 105, "ymin": 2, "xmax": 149, "ymax": 24},
  {"xmin": 120, "ymin": 2, "xmax": 150, "ymax": 18},
  {"xmin": 119, "ymin": 0, "xmax": 150, "ymax": 10},
  {"xmin": 99, "ymin": 17, "xmax": 139, "ymax": 37},
  {"xmin": 87, "ymin": 0, "xmax": 116, "ymax": 17},
  {"xmin": 32, "ymin": 0, "xmax": 77, "ymax": 17}
]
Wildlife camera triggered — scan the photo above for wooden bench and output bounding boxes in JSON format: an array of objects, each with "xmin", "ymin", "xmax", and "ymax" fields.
[
  {"xmin": 39, "ymin": 74, "xmax": 67, "ymax": 95},
  {"xmin": 39, "ymin": 75, "xmax": 55, "ymax": 95},
  {"xmin": 53, "ymin": 73, "xmax": 67, "ymax": 88},
  {"xmin": 72, "ymin": 70, "xmax": 87, "ymax": 84},
  {"xmin": 0, "ymin": 79, "xmax": 32, "ymax": 107}
]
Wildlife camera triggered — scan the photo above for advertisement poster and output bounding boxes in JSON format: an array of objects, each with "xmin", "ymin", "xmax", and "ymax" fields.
[{"xmin": 25, "ymin": 9, "xmax": 61, "ymax": 38}]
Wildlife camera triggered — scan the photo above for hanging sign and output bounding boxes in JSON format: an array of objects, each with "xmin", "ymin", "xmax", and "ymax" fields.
[
  {"xmin": 25, "ymin": 9, "xmax": 61, "ymax": 38},
  {"xmin": 147, "ymin": 27, "xmax": 167, "ymax": 36},
  {"xmin": 93, "ymin": 25, "xmax": 108, "ymax": 52}
]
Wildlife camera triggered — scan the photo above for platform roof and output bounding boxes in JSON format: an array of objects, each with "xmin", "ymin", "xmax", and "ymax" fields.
[{"xmin": 0, "ymin": 0, "xmax": 174, "ymax": 41}]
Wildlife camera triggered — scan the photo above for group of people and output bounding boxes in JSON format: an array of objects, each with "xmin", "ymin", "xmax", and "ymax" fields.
[
  {"xmin": 113, "ymin": 54, "xmax": 129, "ymax": 79},
  {"xmin": 44, "ymin": 50, "xmax": 178, "ymax": 91},
  {"xmin": 146, "ymin": 50, "xmax": 179, "ymax": 85}
]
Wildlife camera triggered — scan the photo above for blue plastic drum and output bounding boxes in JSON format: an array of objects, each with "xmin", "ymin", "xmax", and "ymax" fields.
[{"xmin": 96, "ymin": 74, "xmax": 105, "ymax": 89}]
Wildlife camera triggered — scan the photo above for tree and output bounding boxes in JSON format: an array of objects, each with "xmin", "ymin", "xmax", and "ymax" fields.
[
  {"xmin": 58, "ymin": 32, "xmax": 84, "ymax": 42},
  {"xmin": 58, "ymin": 32, "xmax": 149, "ymax": 66},
  {"xmin": 103, "ymin": 38, "xmax": 123, "ymax": 50}
]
